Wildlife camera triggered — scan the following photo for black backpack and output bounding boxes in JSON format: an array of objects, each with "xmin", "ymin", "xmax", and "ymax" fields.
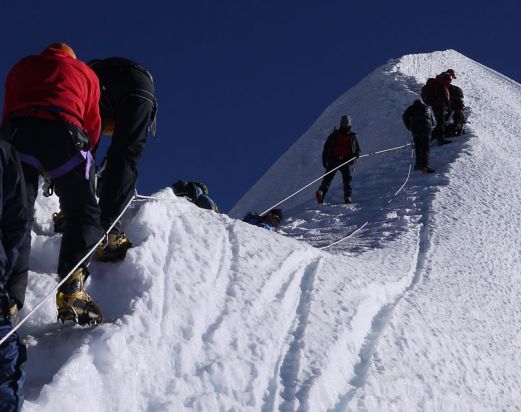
[{"xmin": 403, "ymin": 100, "xmax": 435, "ymax": 133}]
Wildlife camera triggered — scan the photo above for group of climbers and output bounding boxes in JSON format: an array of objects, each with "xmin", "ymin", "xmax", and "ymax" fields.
[
  {"xmin": 313, "ymin": 68, "xmax": 466, "ymax": 201},
  {"xmin": 0, "ymin": 43, "xmax": 467, "ymax": 408},
  {"xmin": 403, "ymin": 68, "xmax": 466, "ymax": 174},
  {"xmin": 1, "ymin": 43, "xmax": 158, "ymax": 327},
  {"xmin": 0, "ymin": 43, "xmax": 159, "ymax": 410}
]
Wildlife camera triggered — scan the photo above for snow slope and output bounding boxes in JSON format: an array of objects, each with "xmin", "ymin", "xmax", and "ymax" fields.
[{"xmin": 19, "ymin": 50, "xmax": 521, "ymax": 410}]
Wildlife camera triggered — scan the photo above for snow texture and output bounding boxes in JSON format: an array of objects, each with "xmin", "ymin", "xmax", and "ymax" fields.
[{"xmin": 19, "ymin": 50, "xmax": 521, "ymax": 411}]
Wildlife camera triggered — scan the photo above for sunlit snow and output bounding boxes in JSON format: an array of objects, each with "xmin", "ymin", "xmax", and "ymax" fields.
[{"xmin": 19, "ymin": 50, "xmax": 521, "ymax": 411}]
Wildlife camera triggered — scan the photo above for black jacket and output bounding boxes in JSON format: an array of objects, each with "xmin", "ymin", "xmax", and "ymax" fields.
[
  {"xmin": 0, "ymin": 140, "xmax": 29, "ymax": 313},
  {"xmin": 402, "ymin": 100, "xmax": 436, "ymax": 134},
  {"xmin": 449, "ymin": 84, "xmax": 465, "ymax": 111},
  {"xmin": 89, "ymin": 57, "xmax": 157, "ymax": 136}
]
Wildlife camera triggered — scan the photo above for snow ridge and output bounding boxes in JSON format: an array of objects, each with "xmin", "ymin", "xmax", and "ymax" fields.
[{"xmin": 19, "ymin": 50, "xmax": 521, "ymax": 411}]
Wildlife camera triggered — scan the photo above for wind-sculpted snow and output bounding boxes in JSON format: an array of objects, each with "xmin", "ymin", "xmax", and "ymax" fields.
[
  {"xmin": 20, "ymin": 189, "xmax": 418, "ymax": 411},
  {"xmin": 17, "ymin": 50, "xmax": 521, "ymax": 410}
]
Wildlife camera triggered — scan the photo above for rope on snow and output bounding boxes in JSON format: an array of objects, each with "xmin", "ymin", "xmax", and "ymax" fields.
[
  {"xmin": 319, "ymin": 146, "xmax": 414, "ymax": 250},
  {"xmin": 0, "ymin": 193, "xmax": 137, "ymax": 346},
  {"xmin": 259, "ymin": 143, "xmax": 413, "ymax": 217},
  {"xmin": 0, "ymin": 142, "xmax": 415, "ymax": 345}
]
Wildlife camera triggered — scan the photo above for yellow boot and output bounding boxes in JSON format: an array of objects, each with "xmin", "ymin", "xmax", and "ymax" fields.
[
  {"xmin": 96, "ymin": 232, "xmax": 133, "ymax": 262},
  {"xmin": 56, "ymin": 266, "xmax": 102, "ymax": 325}
]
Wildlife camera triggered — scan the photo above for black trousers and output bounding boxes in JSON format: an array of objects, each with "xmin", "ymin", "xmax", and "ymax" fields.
[
  {"xmin": 431, "ymin": 106, "xmax": 447, "ymax": 142},
  {"xmin": 99, "ymin": 95, "xmax": 153, "ymax": 233},
  {"xmin": 10, "ymin": 118, "xmax": 103, "ymax": 287},
  {"xmin": 319, "ymin": 157, "xmax": 353, "ymax": 199},
  {"xmin": 412, "ymin": 131, "xmax": 431, "ymax": 168}
]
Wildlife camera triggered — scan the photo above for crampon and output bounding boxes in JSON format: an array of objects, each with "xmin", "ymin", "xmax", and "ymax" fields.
[
  {"xmin": 96, "ymin": 233, "xmax": 133, "ymax": 262},
  {"xmin": 56, "ymin": 267, "xmax": 103, "ymax": 325}
]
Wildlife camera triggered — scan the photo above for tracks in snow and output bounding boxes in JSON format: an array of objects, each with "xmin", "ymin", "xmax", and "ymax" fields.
[{"xmin": 332, "ymin": 207, "xmax": 433, "ymax": 410}]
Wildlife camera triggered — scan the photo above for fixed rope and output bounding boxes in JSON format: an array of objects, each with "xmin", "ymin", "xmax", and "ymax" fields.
[
  {"xmin": 0, "ymin": 193, "xmax": 137, "ymax": 346},
  {"xmin": 1, "ymin": 142, "xmax": 415, "ymax": 345},
  {"xmin": 259, "ymin": 143, "xmax": 412, "ymax": 216},
  {"xmin": 134, "ymin": 194, "xmax": 177, "ymax": 202},
  {"xmin": 319, "ymin": 146, "xmax": 414, "ymax": 250}
]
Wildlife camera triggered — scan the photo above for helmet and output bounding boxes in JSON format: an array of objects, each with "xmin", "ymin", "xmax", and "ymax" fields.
[
  {"xmin": 339, "ymin": 115, "xmax": 351, "ymax": 129},
  {"xmin": 446, "ymin": 68, "xmax": 457, "ymax": 79},
  {"xmin": 43, "ymin": 43, "xmax": 77, "ymax": 59}
]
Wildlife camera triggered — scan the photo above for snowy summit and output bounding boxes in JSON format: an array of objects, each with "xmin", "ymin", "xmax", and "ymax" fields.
[{"xmin": 20, "ymin": 50, "xmax": 521, "ymax": 410}]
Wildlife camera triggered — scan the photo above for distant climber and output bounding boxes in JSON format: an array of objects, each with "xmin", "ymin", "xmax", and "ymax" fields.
[
  {"xmin": 315, "ymin": 115, "xmax": 360, "ymax": 204},
  {"xmin": 402, "ymin": 99, "xmax": 436, "ymax": 173},
  {"xmin": 1, "ymin": 43, "xmax": 104, "ymax": 325},
  {"xmin": 243, "ymin": 208, "xmax": 283, "ymax": 231},
  {"xmin": 88, "ymin": 57, "xmax": 158, "ymax": 262},
  {"xmin": 421, "ymin": 72, "xmax": 452, "ymax": 145},
  {"xmin": 444, "ymin": 70, "xmax": 466, "ymax": 137},
  {"xmin": 172, "ymin": 180, "xmax": 219, "ymax": 212}
]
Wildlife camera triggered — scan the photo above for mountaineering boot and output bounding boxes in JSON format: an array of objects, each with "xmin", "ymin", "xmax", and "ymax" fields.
[
  {"xmin": 56, "ymin": 267, "xmax": 102, "ymax": 325},
  {"xmin": 52, "ymin": 210, "xmax": 65, "ymax": 233},
  {"xmin": 96, "ymin": 232, "xmax": 133, "ymax": 262},
  {"xmin": 315, "ymin": 190, "xmax": 324, "ymax": 204},
  {"xmin": 414, "ymin": 165, "xmax": 435, "ymax": 174}
]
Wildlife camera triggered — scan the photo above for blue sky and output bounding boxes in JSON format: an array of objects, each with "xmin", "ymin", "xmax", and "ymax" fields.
[{"xmin": 1, "ymin": 1, "xmax": 519, "ymax": 212}]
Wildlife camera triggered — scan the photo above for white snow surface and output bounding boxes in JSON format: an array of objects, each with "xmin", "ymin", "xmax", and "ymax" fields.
[{"xmin": 20, "ymin": 50, "xmax": 521, "ymax": 411}]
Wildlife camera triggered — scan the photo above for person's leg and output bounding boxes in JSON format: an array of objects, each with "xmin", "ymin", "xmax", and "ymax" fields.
[
  {"xmin": 7, "ymin": 144, "xmax": 39, "ymax": 310},
  {"xmin": 0, "ymin": 324, "xmax": 26, "ymax": 412},
  {"xmin": 431, "ymin": 109, "xmax": 443, "ymax": 141},
  {"xmin": 53, "ymin": 163, "xmax": 103, "ymax": 278},
  {"xmin": 52, "ymin": 162, "xmax": 104, "ymax": 324},
  {"xmin": 453, "ymin": 110, "xmax": 465, "ymax": 135},
  {"xmin": 339, "ymin": 163, "xmax": 353, "ymax": 202},
  {"xmin": 99, "ymin": 96, "xmax": 152, "ymax": 232},
  {"xmin": 413, "ymin": 133, "xmax": 427, "ymax": 168},
  {"xmin": 318, "ymin": 159, "xmax": 341, "ymax": 200}
]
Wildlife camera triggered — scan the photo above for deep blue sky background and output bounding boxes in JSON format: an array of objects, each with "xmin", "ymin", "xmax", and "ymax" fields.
[{"xmin": 1, "ymin": 1, "xmax": 520, "ymax": 212}]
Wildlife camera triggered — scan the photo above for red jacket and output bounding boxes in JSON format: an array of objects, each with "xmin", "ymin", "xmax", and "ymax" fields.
[{"xmin": 2, "ymin": 48, "xmax": 101, "ymax": 149}]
